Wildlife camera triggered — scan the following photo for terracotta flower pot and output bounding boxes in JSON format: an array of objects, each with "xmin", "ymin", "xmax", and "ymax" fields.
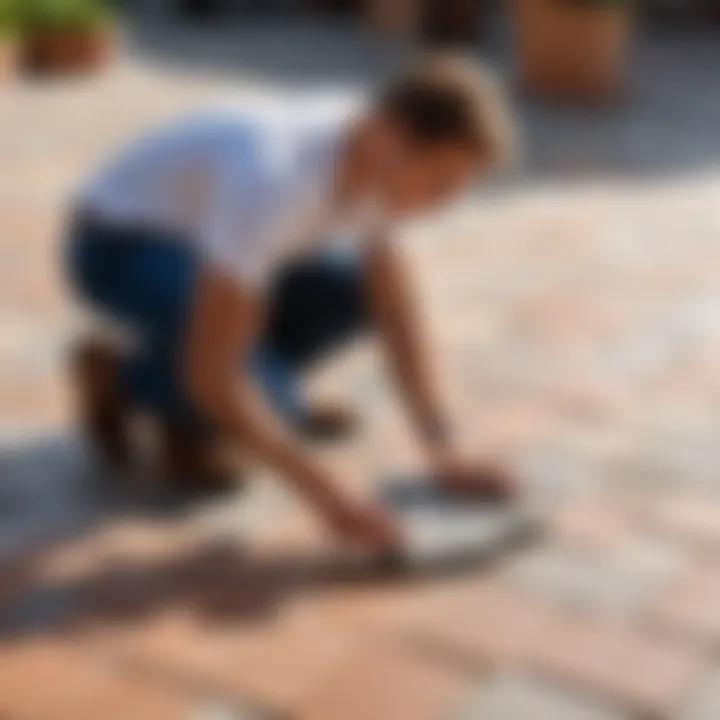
[
  {"xmin": 25, "ymin": 26, "xmax": 115, "ymax": 75},
  {"xmin": 0, "ymin": 35, "xmax": 19, "ymax": 84},
  {"xmin": 365, "ymin": 0, "xmax": 421, "ymax": 39},
  {"xmin": 514, "ymin": 0, "xmax": 633, "ymax": 103}
]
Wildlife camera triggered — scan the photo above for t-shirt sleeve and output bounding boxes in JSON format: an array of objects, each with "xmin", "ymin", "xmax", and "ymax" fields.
[{"xmin": 200, "ymin": 137, "xmax": 287, "ymax": 288}]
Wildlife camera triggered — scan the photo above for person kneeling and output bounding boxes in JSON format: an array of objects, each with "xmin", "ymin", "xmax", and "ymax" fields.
[{"xmin": 67, "ymin": 55, "xmax": 520, "ymax": 550}]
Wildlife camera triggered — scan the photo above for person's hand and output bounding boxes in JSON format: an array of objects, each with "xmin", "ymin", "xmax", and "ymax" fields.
[
  {"xmin": 325, "ymin": 495, "xmax": 404, "ymax": 552},
  {"xmin": 431, "ymin": 450, "xmax": 521, "ymax": 502}
]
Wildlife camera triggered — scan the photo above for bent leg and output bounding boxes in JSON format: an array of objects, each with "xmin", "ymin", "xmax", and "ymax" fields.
[
  {"xmin": 68, "ymin": 224, "xmax": 371, "ymax": 436},
  {"xmin": 67, "ymin": 219, "xmax": 207, "ymax": 434},
  {"xmin": 258, "ymin": 249, "xmax": 371, "ymax": 434},
  {"xmin": 264, "ymin": 248, "xmax": 370, "ymax": 370}
]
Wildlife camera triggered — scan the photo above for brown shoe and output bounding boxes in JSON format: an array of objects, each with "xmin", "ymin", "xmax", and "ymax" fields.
[
  {"xmin": 160, "ymin": 423, "xmax": 243, "ymax": 495},
  {"xmin": 71, "ymin": 336, "xmax": 131, "ymax": 467}
]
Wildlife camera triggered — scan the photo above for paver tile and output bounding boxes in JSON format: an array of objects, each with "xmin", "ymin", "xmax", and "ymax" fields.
[
  {"xmin": 295, "ymin": 643, "xmax": 469, "ymax": 720},
  {"xmin": 398, "ymin": 579, "xmax": 551, "ymax": 670},
  {"xmin": 48, "ymin": 673, "xmax": 203, "ymax": 720},
  {"xmin": 100, "ymin": 608, "xmax": 365, "ymax": 715},
  {"xmin": 94, "ymin": 610, "xmax": 234, "ymax": 679},
  {"xmin": 643, "ymin": 494, "xmax": 720, "ymax": 550},
  {"xmin": 454, "ymin": 673, "xmax": 631, "ymax": 720},
  {"xmin": 0, "ymin": 635, "xmax": 113, "ymax": 718},
  {"xmin": 505, "ymin": 540, "xmax": 681, "ymax": 616},
  {"xmin": 649, "ymin": 564, "xmax": 720, "ymax": 645},
  {"xmin": 528, "ymin": 612, "xmax": 704, "ymax": 717},
  {"xmin": 678, "ymin": 667, "xmax": 720, "ymax": 720},
  {"xmin": 549, "ymin": 499, "xmax": 636, "ymax": 554},
  {"xmin": 209, "ymin": 616, "xmax": 363, "ymax": 714}
]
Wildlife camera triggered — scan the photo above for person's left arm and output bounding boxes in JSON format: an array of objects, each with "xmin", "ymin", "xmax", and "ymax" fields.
[{"xmin": 366, "ymin": 234, "xmax": 518, "ymax": 499}]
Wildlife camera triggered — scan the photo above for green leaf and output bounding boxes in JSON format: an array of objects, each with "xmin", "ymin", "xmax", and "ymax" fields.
[
  {"xmin": 0, "ymin": 0, "xmax": 23, "ymax": 36},
  {"xmin": 24, "ymin": 0, "xmax": 115, "ymax": 32}
]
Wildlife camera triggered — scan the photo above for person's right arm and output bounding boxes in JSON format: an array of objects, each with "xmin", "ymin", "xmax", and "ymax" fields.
[{"xmin": 184, "ymin": 266, "xmax": 401, "ymax": 550}]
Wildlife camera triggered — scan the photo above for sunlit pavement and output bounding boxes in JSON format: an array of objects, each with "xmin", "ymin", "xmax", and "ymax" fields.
[{"xmin": 3, "ymin": 24, "xmax": 720, "ymax": 719}]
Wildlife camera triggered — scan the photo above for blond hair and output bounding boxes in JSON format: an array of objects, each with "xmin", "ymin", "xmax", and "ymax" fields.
[{"xmin": 379, "ymin": 54, "xmax": 520, "ymax": 170}]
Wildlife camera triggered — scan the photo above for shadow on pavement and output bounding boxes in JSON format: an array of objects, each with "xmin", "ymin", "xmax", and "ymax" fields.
[
  {"xmin": 0, "ymin": 432, "xmax": 228, "ymax": 558},
  {"xmin": 0, "ymin": 435, "xmax": 538, "ymax": 642},
  {"xmin": 0, "ymin": 433, "xmax": 307, "ymax": 639}
]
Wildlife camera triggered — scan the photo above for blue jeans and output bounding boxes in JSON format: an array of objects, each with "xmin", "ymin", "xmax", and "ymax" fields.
[{"xmin": 67, "ymin": 217, "xmax": 369, "ymax": 435}]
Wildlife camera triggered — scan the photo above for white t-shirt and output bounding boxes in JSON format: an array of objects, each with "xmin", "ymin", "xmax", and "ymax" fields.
[{"xmin": 80, "ymin": 95, "xmax": 381, "ymax": 287}]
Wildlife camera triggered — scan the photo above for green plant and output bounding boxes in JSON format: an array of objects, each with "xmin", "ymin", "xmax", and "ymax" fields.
[
  {"xmin": 0, "ymin": 0, "xmax": 22, "ymax": 37},
  {"xmin": 25, "ymin": 0, "xmax": 114, "ymax": 32}
]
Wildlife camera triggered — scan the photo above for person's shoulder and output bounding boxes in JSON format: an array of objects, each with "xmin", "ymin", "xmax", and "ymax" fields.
[
  {"xmin": 292, "ymin": 89, "xmax": 366, "ymax": 129},
  {"xmin": 196, "ymin": 90, "xmax": 363, "ymax": 136},
  {"xmin": 166, "ymin": 99, "xmax": 288, "ymax": 173},
  {"xmin": 201, "ymin": 94, "xmax": 291, "ymax": 131}
]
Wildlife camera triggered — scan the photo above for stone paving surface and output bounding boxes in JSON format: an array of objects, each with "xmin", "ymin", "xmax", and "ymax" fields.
[{"xmin": 3, "ymin": 21, "xmax": 720, "ymax": 720}]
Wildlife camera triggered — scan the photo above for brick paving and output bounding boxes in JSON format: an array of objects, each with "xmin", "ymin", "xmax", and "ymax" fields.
[{"xmin": 2, "ymin": 23, "xmax": 720, "ymax": 720}]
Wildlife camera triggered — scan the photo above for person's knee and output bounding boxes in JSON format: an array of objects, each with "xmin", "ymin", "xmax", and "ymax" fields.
[{"xmin": 313, "ymin": 253, "xmax": 370, "ymax": 329}]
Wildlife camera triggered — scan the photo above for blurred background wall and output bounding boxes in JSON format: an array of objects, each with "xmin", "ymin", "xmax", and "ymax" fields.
[{"xmin": 128, "ymin": 0, "xmax": 720, "ymax": 31}]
